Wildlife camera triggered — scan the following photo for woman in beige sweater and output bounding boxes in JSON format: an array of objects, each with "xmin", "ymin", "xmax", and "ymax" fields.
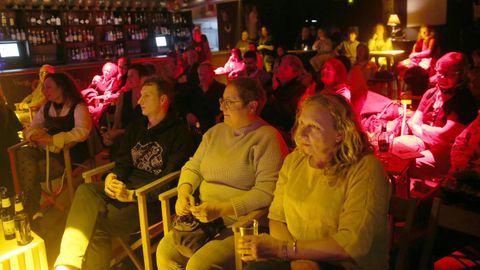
[
  {"xmin": 156, "ymin": 78, "xmax": 288, "ymax": 270},
  {"xmin": 239, "ymin": 94, "xmax": 390, "ymax": 270}
]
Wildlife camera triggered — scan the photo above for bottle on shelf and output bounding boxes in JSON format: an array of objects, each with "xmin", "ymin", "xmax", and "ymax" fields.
[{"xmin": 1, "ymin": 188, "xmax": 15, "ymax": 240}]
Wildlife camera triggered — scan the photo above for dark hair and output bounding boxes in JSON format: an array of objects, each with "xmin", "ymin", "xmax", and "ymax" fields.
[
  {"xmin": 335, "ymin": 55, "xmax": 351, "ymax": 72},
  {"xmin": 44, "ymin": 73, "xmax": 84, "ymax": 105},
  {"xmin": 227, "ymin": 78, "xmax": 266, "ymax": 114},
  {"xmin": 129, "ymin": 64, "xmax": 150, "ymax": 78},
  {"xmin": 117, "ymin": 56, "xmax": 131, "ymax": 67},
  {"xmin": 231, "ymin": 48, "xmax": 243, "ymax": 60},
  {"xmin": 142, "ymin": 62, "xmax": 157, "ymax": 76},
  {"xmin": 243, "ymin": 51, "xmax": 257, "ymax": 60},
  {"xmin": 142, "ymin": 77, "xmax": 175, "ymax": 104}
]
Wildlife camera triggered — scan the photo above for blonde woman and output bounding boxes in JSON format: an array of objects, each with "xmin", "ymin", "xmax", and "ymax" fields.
[{"xmin": 239, "ymin": 94, "xmax": 390, "ymax": 270}]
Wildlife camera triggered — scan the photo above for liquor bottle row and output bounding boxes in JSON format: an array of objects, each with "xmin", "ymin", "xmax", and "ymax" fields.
[
  {"xmin": 67, "ymin": 47, "xmax": 96, "ymax": 62},
  {"xmin": 97, "ymin": 44, "xmax": 125, "ymax": 59},
  {"xmin": 127, "ymin": 28, "xmax": 148, "ymax": 41},
  {"xmin": 27, "ymin": 13, "xmax": 62, "ymax": 26},
  {"xmin": 0, "ymin": 27, "xmax": 26, "ymax": 41},
  {"xmin": 64, "ymin": 29, "xmax": 94, "ymax": 43},
  {"xmin": 103, "ymin": 29, "xmax": 124, "ymax": 42},
  {"xmin": 31, "ymin": 54, "xmax": 59, "ymax": 65},
  {"xmin": 124, "ymin": 12, "xmax": 147, "ymax": 25},
  {"xmin": 0, "ymin": 12, "xmax": 16, "ymax": 27},
  {"xmin": 95, "ymin": 11, "xmax": 123, "ymax": 26},
  {"xmin": 28, "ymin": 29, "xmax": 61, "ymax": 45}
]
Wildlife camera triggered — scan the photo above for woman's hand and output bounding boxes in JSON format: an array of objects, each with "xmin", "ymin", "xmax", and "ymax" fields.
[
  {"xmin": 190, "ymin": 202, "xmax": 225, "ymax": 222},
  {"xmin": 237, "ymin": 233, "xmax": 282, "ymax": 262},
  {"xmin": 290, "ymin": 260, "xmax": 321, "ymax": 270},
  {"xmin": 30, "ymin": 130, "xmax": 53, "ymax": 144},
  {"xmin": 175, "ymin": 184, "xmax": 195, "ymax": 216}
]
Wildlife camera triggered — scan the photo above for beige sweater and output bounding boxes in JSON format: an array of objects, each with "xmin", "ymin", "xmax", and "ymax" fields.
[{"xmin": 178, "ymin": 121, "xmax": 288, "ymax": 225}]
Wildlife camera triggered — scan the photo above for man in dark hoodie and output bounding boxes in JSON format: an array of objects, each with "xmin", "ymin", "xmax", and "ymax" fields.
[{"xmin": 55, "ymin": 77, "xmax": 194, "ymax": 270}]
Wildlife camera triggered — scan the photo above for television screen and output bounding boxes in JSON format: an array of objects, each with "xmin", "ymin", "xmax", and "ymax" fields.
[
  {"xmin": 0, "ymin": 42, "xmax": 20, "ymax": 58},
  {"xmin": 155, "ymin": 36, "xmax": 168, "ymax": 47}
]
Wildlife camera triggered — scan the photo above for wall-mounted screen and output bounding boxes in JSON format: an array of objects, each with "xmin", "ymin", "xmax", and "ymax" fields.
[
  {"xmin": 0, "ymin": 42, "xmax": 20, "ymax": 58},
  {"xmin": 155, "ymin": 36, "xmax": 168, "ymax": 47}
]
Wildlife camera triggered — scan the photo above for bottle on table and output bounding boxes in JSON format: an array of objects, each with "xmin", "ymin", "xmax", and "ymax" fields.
[{"xmin": 1, "ymin": 187, "xmax": 15, "ymax": 240}]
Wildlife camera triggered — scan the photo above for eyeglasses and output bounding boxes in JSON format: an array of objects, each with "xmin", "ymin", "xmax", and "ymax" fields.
[
  {"xmin": 435, "ymin": 69, "xmax": 460, "ymax": 79},
  {"xmin": 219, "ymin": 97, "xmax": 242, "ymax": 109}
]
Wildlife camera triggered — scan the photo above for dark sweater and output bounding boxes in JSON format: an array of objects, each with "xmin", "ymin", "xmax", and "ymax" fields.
[{"xmin": 112, "ymin": 111, "xmax": 194, "ymax": 202}]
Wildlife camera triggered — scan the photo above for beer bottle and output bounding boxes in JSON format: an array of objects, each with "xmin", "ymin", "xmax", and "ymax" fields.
[{"xmin": 1, "ymin": 189, "xmax": 15, "ymax": 240}]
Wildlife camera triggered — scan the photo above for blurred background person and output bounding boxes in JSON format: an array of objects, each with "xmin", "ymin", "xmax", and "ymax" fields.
[
  {"xmin": 236, "ymin": 30, "xmax": 251, "ymax": 56},
  {"xmin": 294, "ymin": 26, "xmax": 313, "ymax": 51},
  {"xmin": 334, "ymin": 27, "xmax": 360, "ymax": 65},
  {"xmin": 258, "ymin": 26, "xmax": 275, "ymax": 72},
  {"xmin": 309, "ymin": 28, "xmax": 334, "ymax": 72},
  {"xmin": 319, "ymin": 58, "xmax": 351, "ymax": 102},
  {"xmin": 368, "ymin": 23, "xmax": 392, "ymax": 68},
  {"xmin": 191, "ymin": 26, "xmax": 212, "ymax": 63}
]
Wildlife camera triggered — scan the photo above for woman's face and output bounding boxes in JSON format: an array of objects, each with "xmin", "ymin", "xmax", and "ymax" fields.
[
  {"xmin": 261, "ymin": 27, "xmax": 268, "ymax": 37},
  {"xmin": 241, "ymin": 31, "xmax": 249, "ymax": 41},
  {"xmin": 321, "ymin": 62, "xmax": 336, "ymax": 86},
  {"xmin": 127, "ymin": 69, "xmax": 141, "ymax": 90},
  {"xmin": 295, "ymin": 104, "xmax": 342, "ymax": 163},
  {"xmin": 42, "ymin": 77, "xmax": 64, "ymax": 104},
  {"xmin": 419, "ymin": 27, "xmax": 428, "ymax": 39},
  {"xmin": 138, "ymin": 84, "xmax": 163, "ymax": 117},
  {"xmin": 375, "ymin": 25, "xmax": 385, "ymax": 35},
  {"xmin": 220, "ymin": 85, "xmax": 252, "ymax": 129}
]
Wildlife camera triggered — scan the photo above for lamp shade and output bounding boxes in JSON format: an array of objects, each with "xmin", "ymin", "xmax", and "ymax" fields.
[{"xmin": 387, "ymin": 14, "xmax": 401, "ymax": 26}]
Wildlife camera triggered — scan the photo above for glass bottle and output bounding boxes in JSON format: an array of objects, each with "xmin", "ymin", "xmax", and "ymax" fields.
[{"xmin": 1, "ymin": 188, "xmax": 15, "ymax": 240}]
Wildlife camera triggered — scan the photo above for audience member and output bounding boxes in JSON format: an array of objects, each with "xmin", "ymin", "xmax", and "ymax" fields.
[
  {"xmin": 368, "ymin": 23, "xmax": 392, "ymax": 67},
  {"xmin": 101, "ymin": 64, "xmax": 150, "ymax": 154},
  {"xmin": 240, "ymin": 93, "xmax": 389, "ymax": 270},
  {"xmin": 236, "ymin": 30, "xmax": 251, "ymax": 56},
  {"xmin": 0, "ymin": 85, "xmax": 23, "ymax": 197},
  {"xmin": 353, "ymin": 43, "xmax": 378, "ymax": 81},
  {"xmin": 116, "ymin": 57, "xmax": 130, "ymax": 88},
  {"xmin": 394, "ymin": 52, "xmax": 478, "ymax": 178},
  {"xmin": 467, "ymin": 48, "xmax": 480, "ymax": 103},
  {"xmin": 309, "ymin": 28, "xmax": 334, "ymax": 71},
  {"xmin": 334, "ymin": 27, "xmax": 360, "ymax": 65},
  {"xmin": 54, "ymin": 77, "xmax": 193, "ymax": 270},
  {"xmin": 248, "ymin": 42, "xmax": 264, "ymax": 71},
  {"xmin": 19, "ymin": 73, "xmax": 92, "ymax": 218},
  {"xmin": 156, "ymin": 78, "xmax": 288, "ymax": 270},
  {"xmin": 398, "ymin": 25, "xmax": 438, "ymax": 74},
  {"xmin": 236, "ymin": 51, "xmax": 271, "ymax": 88},
  {"xmin": 258, "ymin": 26, "xmax": 275, "ymax": 72},
  {"xmin": 191, "ymin": 26, "xmax": 212, "ymax": 63},
  {"xmin": 272, "ymin": 44, "xmax": 287, "ymax": 73},
  {"xmin": 450, "ymin": 113, "xmax": 480, "ymax": 174},
  {"xmin": 294, "ymin": 26, "xmax": 313, "ymax": 51},
  {"xmin": 177, "ymin": 62, "xmax": 226, "ymax": 133},
  {"xmin": 17, "ymin": 64, "xmax": 56, "ymax": 125},
  {"xmin": 262, "ymin": 55, "xmax": 307, "ymax": 140},
  {"xmin": 214, "ymin": 48, "xmax": 245, "ymax": 79},
  {"xmin": 81, "ymin": 62, "xmax": 121, "ymax": 106},
  {"xmin": 319, "ymin": 58, "xmax": 352, "ymax": 102}
]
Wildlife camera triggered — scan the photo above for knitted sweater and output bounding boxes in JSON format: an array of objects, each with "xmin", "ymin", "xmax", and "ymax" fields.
[{"xmin": 178, "ymin": 120, "xmax": 288, "ymax": 225}]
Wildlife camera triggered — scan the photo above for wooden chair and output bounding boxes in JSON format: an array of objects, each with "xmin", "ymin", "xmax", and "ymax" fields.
[
  {"xmin": 82, "ymin": 163, "xmax": 180, "ymax": 270},
  {"xmin": 389, "ymin": 196, "xmax": 420, "ymax": 270},
  {"xmin": 418, "ymin": 197, "xmax": 480, "ymax": 269},
  {"xmin": 7, "ymin": 138, "xmax": 95, "ymax": 212},
  {"xmin": 158, "ymin": 187, "xmax": 268, "ymax": 270}
]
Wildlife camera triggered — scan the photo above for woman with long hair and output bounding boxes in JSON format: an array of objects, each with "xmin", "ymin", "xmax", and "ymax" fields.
[{"xmin": 239, "ymin": 94, "xmax": 389, "ymax": 270}]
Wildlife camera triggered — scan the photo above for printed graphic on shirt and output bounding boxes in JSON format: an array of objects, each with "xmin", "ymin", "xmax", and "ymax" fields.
[{"xmin": 131, "ymin": 141, "xmax": 164, "ymax": 175}]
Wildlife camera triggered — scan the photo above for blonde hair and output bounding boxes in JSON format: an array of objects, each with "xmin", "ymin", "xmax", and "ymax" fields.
[{"xmin": 293, "ymin": 93, "xmax": 373, "ymax": 176}]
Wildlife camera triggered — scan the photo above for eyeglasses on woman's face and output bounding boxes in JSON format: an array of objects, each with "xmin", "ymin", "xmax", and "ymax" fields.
[{"xmin": 219, "ymin": 97, "xmax": 243, "ymax": 110}]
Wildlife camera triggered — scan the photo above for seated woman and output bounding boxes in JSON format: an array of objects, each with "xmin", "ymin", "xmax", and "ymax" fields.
[
  {"xmin": 309, "ymin": 28, "xmax": 334, "ymax": 72},
  {"xmin": 214, "ymin": 48, "xmax": 245, "ymax": 79},
  {"xmin": 368, "ymin": 23, "xmax": 393, "ymax": 68},
  {"xmin": 319, "ymin": 58, "xmax": 352, "ymax": 102},
  {"xmin": 16, "ymin": 64, "xmax": 56, "ymax": 125},
  {"xmin": 398, "ymin": 25, "xmax": 437, "ymax": 74},
  {"xmin": 394, "ymin": 52, "xmax": 478, "ymax": 179},
  {"xmin": 19, "ymin": 73, "xmax": 92, "ymax": 218},
  {"xmin": 240, "ymin": 93, "xmax": 390, "ymax": 270},
  {"xmin": 156, "ymin": 78, "xmax": 289, "ymax": 270},
  {"xmin": 54, "ymin": 77, "xmax": 194, "ymax": 270},
  {"xmin": 101, "ymin": 64, "xmax": 150, "ymax": 155}
]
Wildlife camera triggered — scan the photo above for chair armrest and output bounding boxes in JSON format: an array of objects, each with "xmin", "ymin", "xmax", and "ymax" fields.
[
  {"xmin": 158, "ymin": 188, "xmax": 178, "ymax": 202},
  {"xmin": 82, "ymin": 162, "xmax": 115, "ymax": 183},
  {"xmin": 232, "ymin": 208, "xmax": 269, "ymax": 233},
  {"xmin": 7, "ymin": 140, "xmax": 29, "ymax": 152},
  {"xmin": 158, "ymin": 188, "xmax": 178, "ymax": 234},
  {"xmin": 135, "ymin": 171, "xmax": 181, "ymax": 197}
]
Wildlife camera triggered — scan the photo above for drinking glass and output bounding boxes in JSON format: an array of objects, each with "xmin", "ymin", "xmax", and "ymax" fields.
[{"xmin": 238, "ymin": 219, "xmax": 258, "ymax": 261}]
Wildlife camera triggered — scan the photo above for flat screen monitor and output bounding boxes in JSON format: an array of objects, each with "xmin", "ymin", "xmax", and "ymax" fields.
[
  {"xmin": 155, "ymin": 36, "xmax": 168, "ymax": 47},
  {"xmin": 0, "ymin": 42, "xmax": 20, "ymax": 58}
]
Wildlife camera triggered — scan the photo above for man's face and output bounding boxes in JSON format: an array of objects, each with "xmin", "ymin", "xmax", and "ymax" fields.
[{"xmin": 244, "ymin": 57, "xmax": 256, "ymax": 73}]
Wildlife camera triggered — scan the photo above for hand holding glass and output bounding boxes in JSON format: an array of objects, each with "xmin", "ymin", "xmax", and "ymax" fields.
[{"xmin": 237, "ymin": 219, "xmax": 258, "ymax": 261}]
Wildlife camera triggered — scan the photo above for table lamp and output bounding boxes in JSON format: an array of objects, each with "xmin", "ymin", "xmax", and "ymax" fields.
[{"xmin": 387, "ymin": 14, "xmax": 401, "ymax": 38}]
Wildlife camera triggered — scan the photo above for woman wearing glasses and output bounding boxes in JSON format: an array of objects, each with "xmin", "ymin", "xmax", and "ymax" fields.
[
  {"xmin": 394, "ymin": 52, "xmax": 478, "ymax": 178},
  {"xmin": 156, "ymin": 78, "xmax": 289, "ymax": 270}
]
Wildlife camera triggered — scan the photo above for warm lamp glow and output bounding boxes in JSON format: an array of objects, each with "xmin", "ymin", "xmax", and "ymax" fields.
[{"xmin": 387, "ymin": 14, "xmax": 401, "ymax": 26}]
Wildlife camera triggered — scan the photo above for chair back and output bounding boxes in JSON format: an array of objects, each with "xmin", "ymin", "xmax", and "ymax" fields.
[{"xmin": 418, "ymin": 197, "xmax": 480, "ymax": 269}]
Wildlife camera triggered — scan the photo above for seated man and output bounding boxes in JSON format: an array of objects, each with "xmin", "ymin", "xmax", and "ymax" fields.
[
  {"xmin": 235, "ymin": 50, "xmax": 271, "ymax": 88},
  {"xmin": 450, "ymin": 114, "xmax": 480, "ymax": 174},
  {"xmin": 54, "ymin": 77, "xmax": 194, "ymax": 270},
  {"xmin": 394, "ymin": 52, "xmax": 478, "ymax": 178}
]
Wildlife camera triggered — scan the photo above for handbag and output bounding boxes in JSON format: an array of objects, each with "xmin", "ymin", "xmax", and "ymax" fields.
[{"xmin": 171, "ymin": 195, "xmax": 225, "ymax": 257}]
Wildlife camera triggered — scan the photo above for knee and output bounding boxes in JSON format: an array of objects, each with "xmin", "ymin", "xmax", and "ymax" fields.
[{"xmin": 74, "ymin": 183, "xmax": 100, "ymax": 200}]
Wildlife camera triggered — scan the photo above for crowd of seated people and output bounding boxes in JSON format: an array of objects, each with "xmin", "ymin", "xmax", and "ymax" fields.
[{"xmin": 5, "ymin": 16, "xmax": 480, "ymax": 270}]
